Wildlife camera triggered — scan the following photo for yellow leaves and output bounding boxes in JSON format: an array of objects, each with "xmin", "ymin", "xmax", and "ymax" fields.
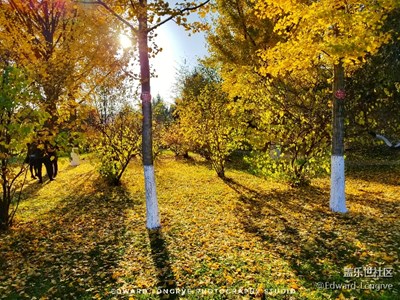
[
  {"xmin": 256, "ymin": 284, "xmax": 265, "ymax": 296},
  {"xmin": 355, "ymin": 239, "xmax": 366, "ymax": 250},
  {"xmin": 274, "ymin": 278, "xmax": 287, "ymax": 285},
  {"xmin": 381, "ymin": 253, "xmax": 396, "ymax": 263},
  {"xmin": 337, "ymin": 292, "xmax": 347, "ymax": 300},
  {"xmin": 198, "ymin": 9, "xmax": 208, "ymax": 19},
  {"xmin": 289, "ymin": 281, "xmax": 300, "ymax": 290},
  {"xmin": 2, "ymin": 153, "xmax": 400, "ymax": 299},
  {"xmin": 209, "ymin": 262, "xmax": 220, "ymax": 270},
  {"xmin": 225, "ymin": 274, "xmax": 234, "ymax": 285},
  {"xmin": 254, "ymin": 0, "xmax": 397, "ymax": 77},
  {"xmin": 112, "ymin": 271, "xmax": 122, "ymax": 279}
]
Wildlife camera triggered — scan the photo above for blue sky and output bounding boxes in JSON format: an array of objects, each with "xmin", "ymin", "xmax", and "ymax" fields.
[{"xmin": 151, "ymin": 17, "xmax": 209, "ymax": 103}]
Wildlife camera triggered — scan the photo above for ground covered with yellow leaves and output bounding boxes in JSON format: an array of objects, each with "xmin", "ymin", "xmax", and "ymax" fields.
[{"xmin": 0, "ymin": 153, "xmax": 399, "ymax": 299}]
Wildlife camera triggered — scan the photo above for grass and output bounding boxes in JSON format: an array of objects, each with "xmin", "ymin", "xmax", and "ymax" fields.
[{"xmin": 0, "ymin": 152, "xmax": 399, "ymax": 299}]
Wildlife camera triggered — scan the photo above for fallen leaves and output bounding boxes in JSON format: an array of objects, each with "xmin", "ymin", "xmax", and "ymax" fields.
[{"xmin": 0, "ymin": 153, "xmax": 399, "ymax": 299}]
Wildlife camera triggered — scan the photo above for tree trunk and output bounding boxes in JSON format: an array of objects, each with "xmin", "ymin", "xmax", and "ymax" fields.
[
  {"xmin": 330, "ymin": 61, "xmax": 347, "ymax": 213},
  {"xmin": 0, "ymin": 199, "xmax": 8, "ymax": 230},
  {"xmin": 0, "ymin": 178, "xmax": 10, "ymax": 231},
  {"xmin": 138, "ymin": 0, "xmax": 160, "ymax": 229}
]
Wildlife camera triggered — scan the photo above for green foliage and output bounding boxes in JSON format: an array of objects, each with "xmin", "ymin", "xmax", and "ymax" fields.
[
  {"xmin": 245, "ymin": 76, "xmax": 333, "ymax": 186},
  {"xmin": 0, "ymin": 64, "xmax": 42, "ymax": 230},
  {"xmin": 246, "ymin": 150, "xmax": 330, "ymax": 187},
  {"xmin": 152, "ymin": 94, "xmax": 173, "ymax": 126},
  {"xmin": 98, "ymin": 157, "xmax": 122, "ymax": 185}
]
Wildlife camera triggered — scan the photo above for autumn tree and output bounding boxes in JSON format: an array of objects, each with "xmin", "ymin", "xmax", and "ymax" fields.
[
  {"xmin": 175, "ymin": 65, "xmax": 245, "ymax": 178},
  {"xmin": 242, "ymin": 80, "xmax": 332, "ymax": 186},
  {"xmin": 346, "ymin": 8, "xmax": 400, "ymax": 149},
  {"xmin": 88, "ymin": 71, "xmax": 141, "ymax": 186},
  {"xmin": 161, "ymin": 65, "xmax": 199, "ymax": 158},
  {"xmin": 206, "ymin": 0, "xmax": 331, "ymax": 185},
  {"xmin": 206, "ymin": 0, "xmax": 275, "ymax": 91},
  {"xmin": 253, "ymin": 0, "xmax": 399, "ymax": 212},
  {"xmin": 0, "ymin": 62, "xmax": 43, "ymax": 230},
  {"xmin": 151, "ymin": 94, "xmax": 173, "ymax": 157},
  {"xmin": 0, "ymin": 0, "xmax": 125, "ymax": 145},
  {"xmin": 80, "ymin": 0, "xmax": 211, "ymax": 229}
]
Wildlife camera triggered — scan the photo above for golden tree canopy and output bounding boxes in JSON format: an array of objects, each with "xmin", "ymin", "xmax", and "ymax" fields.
[{"xmin": 253, "ymin": 0, "xmax": 398, "ymax": 77}]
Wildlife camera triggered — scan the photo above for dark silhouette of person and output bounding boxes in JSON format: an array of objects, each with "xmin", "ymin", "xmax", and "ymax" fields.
[
  {"xmin": 45, "ymin": 141, "xmax": 58, "ymax": 179},
  {"xmin": 25, "ymin": 143, "xmax": 38, "ymax": 179},
  {"xmin": 25, "ymin": 141, "xmax": 55, "ymax": 183}
]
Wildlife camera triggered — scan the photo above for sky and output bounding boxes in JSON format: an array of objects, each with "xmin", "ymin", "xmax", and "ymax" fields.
[{"xmin": 150, "ymin": 17, "xmax": 209, "ymax": 103}]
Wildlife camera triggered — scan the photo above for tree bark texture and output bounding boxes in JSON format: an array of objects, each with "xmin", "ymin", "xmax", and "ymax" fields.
[
  {"xmin": 138, "ymin": 0, "xmax": 160, "ymax": 229},
  {"xmin": 330, "ymin": 61, "xmax": 347, "ymax": 213}
]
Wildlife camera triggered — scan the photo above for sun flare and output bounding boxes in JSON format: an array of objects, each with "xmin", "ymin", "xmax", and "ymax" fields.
[{"xmin": 119, "ymin": 33, "xmax": 132, "ymax": 49}]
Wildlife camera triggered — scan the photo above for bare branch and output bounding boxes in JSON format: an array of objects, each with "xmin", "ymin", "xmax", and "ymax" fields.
[{"xmin": 78, "ymin": 0, "xmax": 138, "ymax": 33}]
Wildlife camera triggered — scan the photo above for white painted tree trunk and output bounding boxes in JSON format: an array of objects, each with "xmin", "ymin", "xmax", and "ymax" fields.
[
  {"xmin": 330, "ymin": 60, "xmax": 347, "ymax": 213},
  {"xmin": 144, "ymin": 165, "xmax": 160, "ymax": 229},
  {"xmin": 330, "ymin": 155, "xmax": 347, "ymax": 213}
]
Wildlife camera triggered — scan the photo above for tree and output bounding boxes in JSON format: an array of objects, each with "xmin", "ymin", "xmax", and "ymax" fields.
[
  {"xmin": 243, "ymin": 78, "xmax": 332, "ymax": 186},
  {"xmin": 253, "ymin": 0, "xmax": 399, "ymax": 212},
  {"xmin": 206, "ymin": 0, "xmax": 275, "ymax": 100},
  {"xmin": 161, "ymin": 121, "xmax": 192, "ymax": 158},
  {"xmin": 346, "ymin": 8, "xmax": 400, "ymax": 148},
  {"xmin": 88, "ymin": 71, "xmax": 141, "ymax": 186},
  {"xmin": 0, "ymin": 63, "xmax": 42, "ymax": 230},
  {"xmin": 175, "ymin": 65, "xmax": 245, "ymax": 178},
  {"xmin": 206, "ymin": 0, "xmax": 331, "ymax": 186},
  {"xmin": 152, "ymin": 94, "xmax": 173, "ymax": 125},
  {"xmin": 0, "ymin": 0, "xmax": 125, "ymax": 143},
  {"xmin": 152, "ymin": 94, "xmax": 173, "ymax": 158},
  {"xmin": 81, "ymin": 0, "xmax": 211, "ymax": 229}
]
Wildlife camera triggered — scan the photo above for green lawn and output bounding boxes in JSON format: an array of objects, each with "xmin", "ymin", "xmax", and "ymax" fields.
[{"xmin": 0, "ymin": 153, "xmax": 399, "ymax": 299}]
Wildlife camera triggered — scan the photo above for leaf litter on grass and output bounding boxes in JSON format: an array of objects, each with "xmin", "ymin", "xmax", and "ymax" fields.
[{"xmin": 0, "ymin": 153, "xmax": 399, "ymax": 299}]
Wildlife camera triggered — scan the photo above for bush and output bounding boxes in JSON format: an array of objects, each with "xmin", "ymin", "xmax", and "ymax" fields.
[{"xmin": 245, "ymin": 149, "xmax": 330, "ymax": 187}]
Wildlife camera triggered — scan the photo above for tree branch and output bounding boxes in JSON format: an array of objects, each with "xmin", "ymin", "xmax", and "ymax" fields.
[
  {"xmin": 147, "ymin": 0, "xmax": 210, "ymax": 32},
  {"xmin": 78, "ymin": 0, "xmax": 138, "ymax": 33}
]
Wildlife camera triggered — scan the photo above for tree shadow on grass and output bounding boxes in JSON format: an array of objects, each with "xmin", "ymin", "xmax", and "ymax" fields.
[
  {"xmin": 148, "ymin": 228, "xmax": 178, "ymax": 299},
  {"xmin": 223, "ymin": 177, "xmax": 400, "ymax": 299},
  {"xmin": 16, "ymin": 161, "xmax": 95, "ymax": 205},
  {"xmin": 177, "ymin": 154, "xmax": 212, "ymax": 171},
  {"xmin": 177, "ymin": 151, "xmax": 252, "ymax": 174},
  {"xmin": 13, "ymin": 171, "xmax": 55, "ymax": 204},
  {"xmin": 346, "ymin": 161, "xmax": 400, "ymax": 187},
  {"xmin": 0, "ymin": 173, "xmax": 139, "ymax": 299}
]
